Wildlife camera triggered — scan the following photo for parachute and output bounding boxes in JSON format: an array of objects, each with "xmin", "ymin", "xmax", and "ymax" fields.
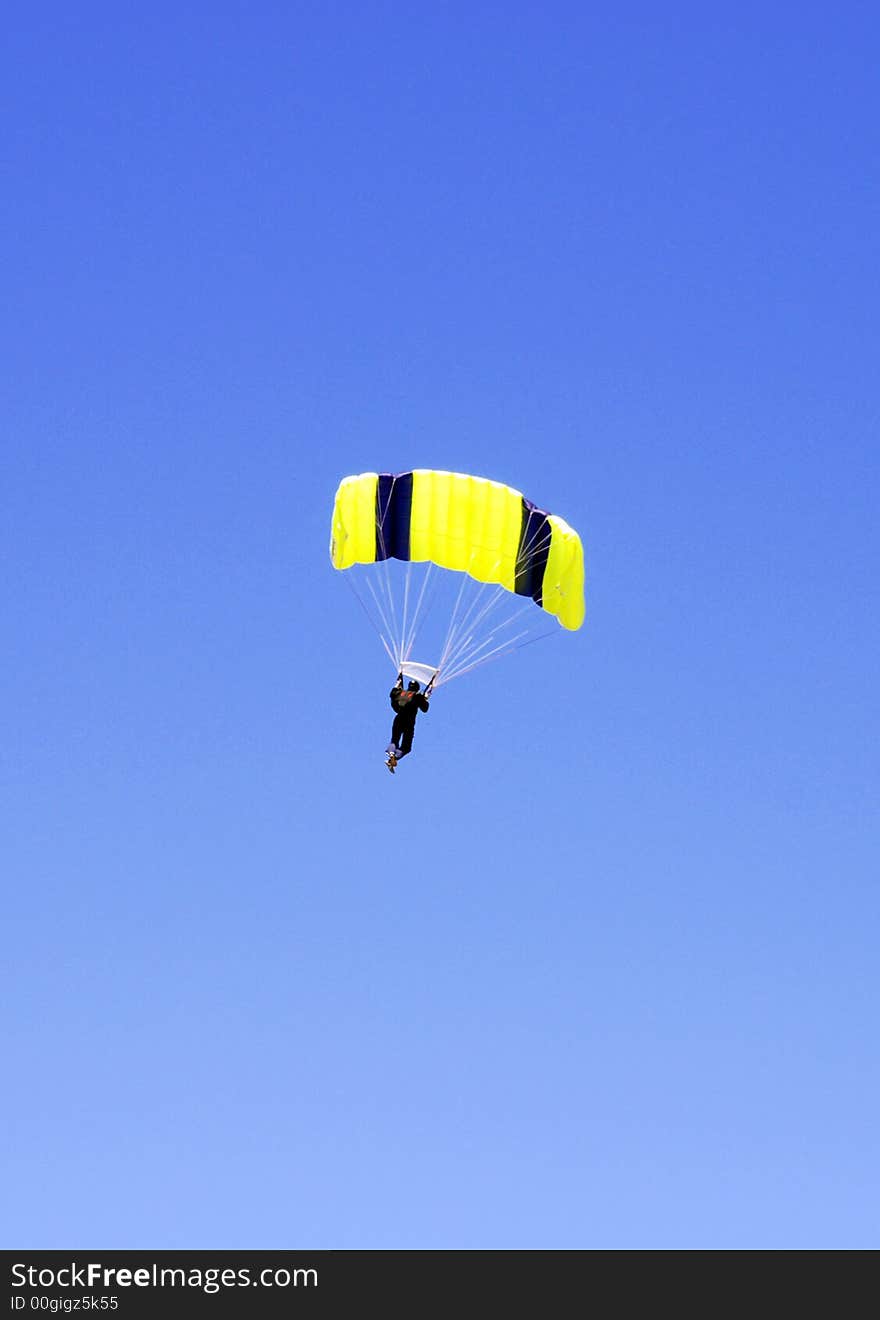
[{"xmin": 330, "ymin": 469, "xmax": 584, "ymax": 687}]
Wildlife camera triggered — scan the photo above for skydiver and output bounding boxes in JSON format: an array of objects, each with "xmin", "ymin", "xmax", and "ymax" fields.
[{"xmin": 385, "ymin": 673, "xmax": 431, "ymax": 773}]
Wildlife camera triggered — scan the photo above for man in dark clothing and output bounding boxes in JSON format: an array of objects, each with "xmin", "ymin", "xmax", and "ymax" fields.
[{"xmin": 385, "ymin": 675, "xmax": 430, "ymax": 772}]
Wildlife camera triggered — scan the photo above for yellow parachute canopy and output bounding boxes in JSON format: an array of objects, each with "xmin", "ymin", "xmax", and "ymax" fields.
[{"xmin": 330, "ymin": 469, "xmax": 584, "ymax": 630}]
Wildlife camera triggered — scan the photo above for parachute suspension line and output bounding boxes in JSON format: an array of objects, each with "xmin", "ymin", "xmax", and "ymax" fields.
[
  {"xmin": 514, "ymin": 518, "xmax": 556, "ymax": 585},
  {"xmin": 399, "ymin": 559, "xmax": 413, "ymax": 669},
  {"xmin": 438, "ymin": 582, "xmax": 509, "ymax": 677},
  {"xmin": 365, "ymin": 585, "xmax": 400, "ymax": 670},
  {"xmin": 442, "ymin": 628, "xmax": 532, "ymax": 683},
  {"xmin": 442, "ymin": 593, "xmax": 524, "ymax": 679},
  {"xmin": 437, "ymin": 550, "xmax": 479, "ymax": 671},
  {"xmin": 437, "ymin": 554, "xmax": 506, "ymax": 675},
  {"xmin": 455, "ymin": 584, "xmax": 507, "ymax": 657},
  {"xmin": 398, "ymin": 558, "xmax": 430, "ymax": 671},
  {"xmin": 438, "ymin": 557, "xmax": 512, "ymax": 675},
  {"xmin": 369, "ymin": 551, "xmax": 393, "ymax": 644},
  {"xmin": 442, "ymin": 626, "xmax": 559, "ymax": 685},
  {"xmin": 377, "ymin": 555, "xmax": 398, "ymax": 661},
  {"xmin": 441, "ymin": 595, "xmax": 536, "ymax": 681},
  {"xmin": 377, "ymin": 630, "xmax": 402, "ymax": 671},
  {"xmin": 519, "ymin": 509, "xmax": 555, "ymax": 562},
  {"xmin": 364, "ymin": 575, "xmax": 398, "ymax": 654},
  {"xmin": 401, "ymin": 561, "xmax": 435, "ymax": 669},
  {"xmin": 342, "ymin": 571, "xmax": 399, "ymax": 672}
]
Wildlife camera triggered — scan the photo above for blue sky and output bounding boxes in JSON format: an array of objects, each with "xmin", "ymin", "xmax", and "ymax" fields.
[{"xmin": 3, "ymin": 3, "xmax": 878, "ymax": 1248}]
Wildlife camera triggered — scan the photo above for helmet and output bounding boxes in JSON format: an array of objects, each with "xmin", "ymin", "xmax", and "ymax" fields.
[{"xmin": 407, "ymin": 679, "xmax": 420, "ymax": 691}]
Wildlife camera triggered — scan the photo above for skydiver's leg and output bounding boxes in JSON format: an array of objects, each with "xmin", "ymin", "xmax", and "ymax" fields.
[
  {"xmin": 398, "ymin": 723, "xmax": 415, "ymax": 758},
  {"xmin": 387, "ymin": 715, "xmax": 405, "ymax": 759}
]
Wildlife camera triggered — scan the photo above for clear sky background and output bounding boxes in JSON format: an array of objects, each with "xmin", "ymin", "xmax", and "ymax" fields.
[{"xmin": 3, "ymin": 3, "xmax": 878, "ymax": 1249}]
